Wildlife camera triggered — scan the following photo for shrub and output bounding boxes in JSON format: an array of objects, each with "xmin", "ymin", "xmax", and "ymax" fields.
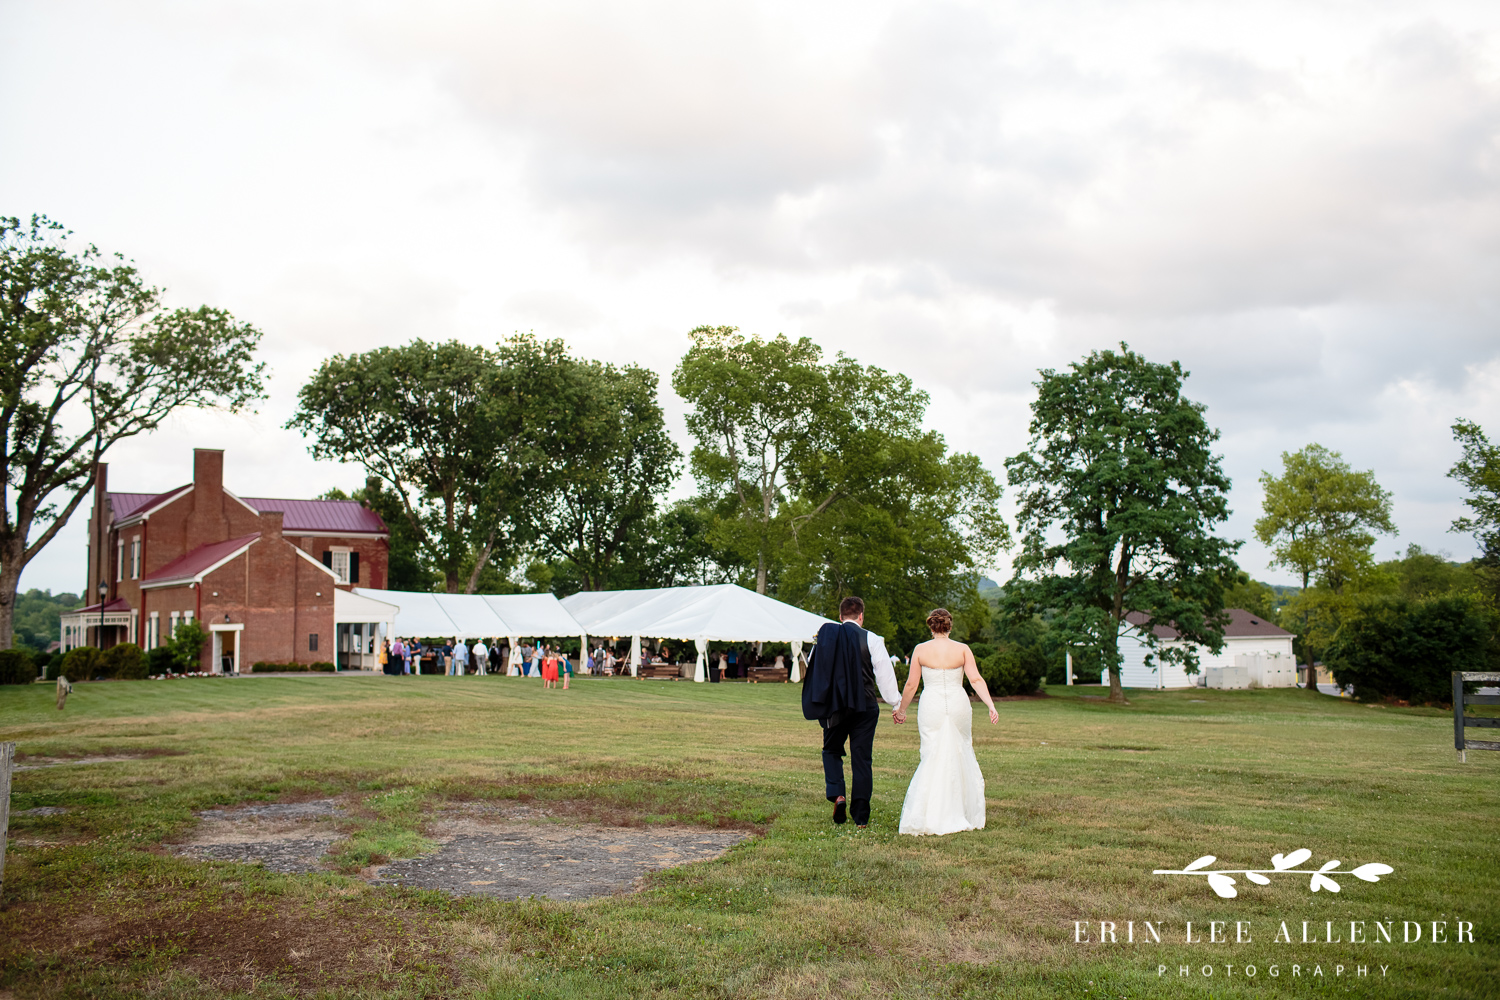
[
  {"xmin": 978, "ymin": 644, "xmax": 1048, "ymax": 697},
  {"xmin": 0, "ymin": 649, "xmax": 38, "ymax": 685},
  {"xmin": 168, "ymin": 620, "xmax": 209, "ymax": 672},
  {"xmin": 146, "ymin": 646, "xmax": 177, "ymax": 675},
  {"xmin": 60, "ymin": 646, "xmax": 102, "ymax": 681},
  {"xmin": 1327, "ymin": 594, "xmax": 1494, "ymax": 704},
  {"xmin": 311, "ymin": 662, "xmax": 336, "ymax": 672},
  {"xmin": 45, "ymin": 652, "xmax": 66, "ymax": 680},
  {"xmin": 101, "ymin": 643, "xmax": 147, "ymax": 680},
  {"xmin": 252, "ymin": 662, "xmax": 308, "ymax": 672}
]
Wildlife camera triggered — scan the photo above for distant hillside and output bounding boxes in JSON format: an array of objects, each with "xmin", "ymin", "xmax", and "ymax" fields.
[{"xmin": 978, "ymin": 577, "xmax": 1001, "ymax": 593}]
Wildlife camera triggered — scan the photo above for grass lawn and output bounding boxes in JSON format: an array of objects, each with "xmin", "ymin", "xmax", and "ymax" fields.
[{"xmin": 0, "ymin": 674, "xmax": 1495, "ymax": 999}]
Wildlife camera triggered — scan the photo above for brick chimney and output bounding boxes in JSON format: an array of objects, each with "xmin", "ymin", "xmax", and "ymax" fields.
[{"xmin": 186, "ymin": 448, "xmax": 230, "ymax": 551}]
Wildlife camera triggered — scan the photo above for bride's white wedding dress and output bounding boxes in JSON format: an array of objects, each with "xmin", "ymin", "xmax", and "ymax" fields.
[{"xmin": 898, "ymin": 667, "xmax": 986, "ymax": 836}]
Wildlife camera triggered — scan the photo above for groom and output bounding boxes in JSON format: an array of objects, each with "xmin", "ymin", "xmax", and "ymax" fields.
[{"xmin": 802, "ymin": 596, "xmax": 901, "ymax": 828}]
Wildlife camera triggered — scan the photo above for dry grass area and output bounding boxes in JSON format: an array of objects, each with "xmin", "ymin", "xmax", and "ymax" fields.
[{"xmin": 0, "ymin": 675, "xmax": 1496, "ymax": 998}]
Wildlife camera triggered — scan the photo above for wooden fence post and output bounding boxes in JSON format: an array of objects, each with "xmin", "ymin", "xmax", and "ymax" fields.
[
  {"xmin": 0, "ymin": 741, "xmax": 14, "ymax": 906},
  {"xmin": 1453, "ymin": 671, "xmax": 1500, "ymax": 763}
]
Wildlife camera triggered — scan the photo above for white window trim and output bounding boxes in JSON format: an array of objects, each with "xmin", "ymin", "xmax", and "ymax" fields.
[
  {"xmin": 116, "ymin": 538, "xmax": 124, "ymax": 582},
  {"xmin": 148, "ymin": 611, "xmax": 159, "ymax": 650},
  {"xmin": 330, "ymin": 546, "xmax": 351, "ymax": 584},
  {"xmin": 130, "ymin": 536, "xmax": 141, "ymax": 579}
]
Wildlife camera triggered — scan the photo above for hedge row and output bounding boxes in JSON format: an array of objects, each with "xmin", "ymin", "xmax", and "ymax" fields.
[{"xmin": 251, "ymin": 662, "xmax": 337, "ymax": 673}]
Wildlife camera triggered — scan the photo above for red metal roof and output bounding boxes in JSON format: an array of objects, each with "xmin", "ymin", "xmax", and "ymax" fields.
[
  {"xmin": 141, "ymin": 533, "xmax": 260, "ymax": 586},
  {"xmin": 109, "ymin": 486, "xmax": 190, "ymax": 520},
  {"xmin": 1125, "ymin": 608, "xmax": 1293, "ymax": 640},
  {"xmin": 106, "ymin": 488, "xmax": 387, "ymax": 535},
  {"xmin": 238, "ymin": 497, "xmax": 388, "ymax": 534}
]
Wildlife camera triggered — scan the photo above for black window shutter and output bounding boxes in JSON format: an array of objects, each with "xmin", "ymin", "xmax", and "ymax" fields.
[
  {"xmin": 350, "ymin": 552, "xmax": 360, "ymax": 583},
  {"xmin": 322, "ymin": 551, "xmax": 332, "ymax": 567}
]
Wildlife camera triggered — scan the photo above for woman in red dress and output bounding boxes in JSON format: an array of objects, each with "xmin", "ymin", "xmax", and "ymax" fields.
[{"xmin": 542, "ymin": 646, "xmax": 559, "ymax": 689}]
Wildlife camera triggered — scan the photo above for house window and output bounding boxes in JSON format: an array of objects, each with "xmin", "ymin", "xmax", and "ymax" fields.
[
  {"xmin": 324, "ymin": 547, "xmax": 352, "ymax": 584},
  {"xmin": 147, "ymin": 612, "xmax": 159, "ymax": 650},
  {"xmin": 169, "ymin": 611, "xmax": 180, "ymax": 636},
  {"xmin": 116, "ymin": 538, "xmax": 124, "ymax": 582},
  {"xmin": 130, "ymin": 537, "xmax": 141, "ymax": 579},
  {"xmin": 309, "ymin": 633, "xmax": 319, "ymax": 652}
]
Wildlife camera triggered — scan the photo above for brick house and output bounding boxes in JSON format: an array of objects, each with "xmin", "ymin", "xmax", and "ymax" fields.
[{"xmin": 61, "ymin": 448, "xmax": 393, "ymax": 672}]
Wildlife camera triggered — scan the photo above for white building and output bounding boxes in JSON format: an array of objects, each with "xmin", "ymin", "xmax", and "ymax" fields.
[{"xmin": 1116, "ymin": 609, "xmax": 1296, "ymax": 689}]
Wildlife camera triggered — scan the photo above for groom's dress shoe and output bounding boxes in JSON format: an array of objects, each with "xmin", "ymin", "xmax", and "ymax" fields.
[{"xmin": 833, "ymin": 798, "xmax": 847, "ymax": 824}]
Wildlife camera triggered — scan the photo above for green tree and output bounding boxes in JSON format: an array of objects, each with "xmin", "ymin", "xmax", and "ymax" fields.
[
  {"xmin": 1255, "ymin": 444, "xmax": 1396, "ymax": 690},
  {"xmin": 11, "ymin": 587, "xmax": 83, "ymax": 654},
  {"xmin": 1255, "ymin": 444, "xmax": 1396, "ymax": 592},
  {"xmin": 1325, "ymin": 594, "xmax": 1494, "ymax": 704},
  {"xmin": 1449, "ymin": 418, "xmax": 1500, "ymax": 602},
  {"xmin": 1005, "ymin": 344, "xmax": 1239, "ymax": 704},
  {"xmin": 498, "ymin": 336, "xmax": 680, "ymax": 592},
  {"xmin": 289, "ymin": 340, "xmax": 516, "ymax": 594},
  {"xmin": 1220, "ymin": 570, "xmax": 1279, "ymax": 622},
  {"xmin": 674, "ymin": 326, "xmax": 1007, "ymax": 645},
  {"xmin": 672, "ymin": 326, "xmax": 845, "ymax": 594},
  {"xmin": 0, "ymin": 215, "xmax": 266, "ymax": 649}
]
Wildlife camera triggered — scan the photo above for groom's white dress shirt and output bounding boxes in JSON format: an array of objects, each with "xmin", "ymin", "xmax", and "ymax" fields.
[{"xmin": 867, "ymin": 632, "xmax": 901, "ymax": 705}]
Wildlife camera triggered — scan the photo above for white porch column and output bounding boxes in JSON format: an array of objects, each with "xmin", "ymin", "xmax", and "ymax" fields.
[
  {"xmin": 1065, "ymin": 651, "xmax": 1073, "ymax": 686},
  {"xmin": 790, "ymin": 640, "xmax": 804, "ymax": 683},
  {"xmin": 694, "ymin": 639, "xmax": 707, "ymax": 682}
]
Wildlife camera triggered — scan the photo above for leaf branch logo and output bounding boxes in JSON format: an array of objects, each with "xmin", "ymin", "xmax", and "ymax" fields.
[{"xmin": 1153, "ymin": 850, "xmax": 1394, "ymax": 898}]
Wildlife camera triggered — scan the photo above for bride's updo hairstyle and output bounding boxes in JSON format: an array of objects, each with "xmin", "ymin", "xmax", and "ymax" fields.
[{"xmin": 925, "ymin": 608, "xmax": 953, "ymax": 635}]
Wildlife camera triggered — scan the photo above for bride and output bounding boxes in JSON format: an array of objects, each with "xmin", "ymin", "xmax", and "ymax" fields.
[{"xmin": 892, "ymin": 608, "xmax": 999, "ymax": 836}]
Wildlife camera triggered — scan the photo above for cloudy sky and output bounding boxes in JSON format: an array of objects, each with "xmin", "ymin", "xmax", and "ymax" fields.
[{"xmin": 5, "ymin": 0, "xmax": 1499, "ymax": 595}]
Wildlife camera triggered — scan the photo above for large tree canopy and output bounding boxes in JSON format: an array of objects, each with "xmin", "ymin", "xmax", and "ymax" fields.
[
  {"xmin": 497, "ymin": 335, "xmax": 680, "ymax": 592},
  {"xmin": 288, "ymin": 340, "xmax": 510, "ymax": 594},
  {"xmin": 1005, "ymin": 344, "xmax": 1238, "ymax": 704},
  {"xmin": 1254, "ymin": 443, "xmax": 1396, "ymax": 691},
  {"xmin": 0, "ymin": 215, "xmax": 266, "ymax": 649},
  {"xmin": 674, "ymin": 325, "xmax": 1007, "ymax": 646},
  {"xmin": 292, "ymin": 335, "xmax": 679, "ymax": 595},
  {"xmin": 1255, "ymin": 443, "xmax": 1396, "ymax": 593},
  {"xmin": 1449, "ymin": 418, "xmax": 1500, "ymax": 561}
]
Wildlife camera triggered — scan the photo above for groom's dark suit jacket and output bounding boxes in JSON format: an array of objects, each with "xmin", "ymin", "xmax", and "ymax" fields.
[{"xmin": 802, "ymin": 620, "xmax": 876, "ymax": 726}]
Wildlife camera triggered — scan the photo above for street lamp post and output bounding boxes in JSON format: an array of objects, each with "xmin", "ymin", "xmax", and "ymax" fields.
[{"xmin": 97, "ymin": 579, "xmax": 108, "ymax": 648}]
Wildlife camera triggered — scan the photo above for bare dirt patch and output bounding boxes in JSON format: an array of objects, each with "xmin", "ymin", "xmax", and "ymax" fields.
[
  {"xmin": 14, "ymin": 748, "xmax": 185, "ymax": 771},
  {"xmin": 169, "ymin": 799, "xmax": 346, "ymax": 874},
  {"xmin": 0, "ymin": 886, "xmax": 458, "ymax": 997},
  {"xmin": 369, "ymin": 803, "xmax": 749, "ymax": 900}
]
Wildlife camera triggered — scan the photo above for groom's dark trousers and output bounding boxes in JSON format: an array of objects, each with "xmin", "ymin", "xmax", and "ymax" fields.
[{"xmin": 822, "ymin": 708, "xmax": 880, "ymax": 826}]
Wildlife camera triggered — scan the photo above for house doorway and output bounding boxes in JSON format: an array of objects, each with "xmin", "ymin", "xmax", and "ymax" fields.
[{"xmin": 210, "ymin": 624, "xmax": 244, "ymax": 674}]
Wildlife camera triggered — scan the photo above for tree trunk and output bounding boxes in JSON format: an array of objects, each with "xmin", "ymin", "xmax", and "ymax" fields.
[
  {"xmin": 1104, "ymin": 625, "xmax": 1128, "ymax": 705},
  {"xmin": 756, "ymin": 550, "xmax": 767, "ymax": 595},
  {"xmin": 0, "ymin": 538, "xmax": 25, "ymax": 651}
]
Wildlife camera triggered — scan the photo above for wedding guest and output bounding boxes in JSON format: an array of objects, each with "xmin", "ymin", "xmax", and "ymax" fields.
[
  {"xmin": 453, "ymin": 638, "xmax": 469, "ymax": 676},
  {"xmin": 543, "ymin": 646, "xmax": 559, "ymax": 689},
  {"xmin": 561, "ymin": 650, "xmax": 572, "ymax": 690},
  {"xmin": 377, "ymin": 639, "xmax": 390, "ymax": 675},
  {"xmin": 473, "ymin": 638, "xmax": 489, "ymax": 675}
]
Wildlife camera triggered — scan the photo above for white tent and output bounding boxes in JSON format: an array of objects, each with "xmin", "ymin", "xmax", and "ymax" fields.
[
  {"xmin": 560, "ymin": 584, "xmax": 831, "ymax": 681},
  {"xmin": 561, "ymin": 584, "xmax": 829, "ymax": 642},
  {"xmin": 351, "ymin": 588, "xmax": 584, "ymax": 641}
]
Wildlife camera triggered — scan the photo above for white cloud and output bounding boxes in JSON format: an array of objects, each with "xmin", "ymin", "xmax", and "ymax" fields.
[{"xmin": 3, "ymin": 0, "xmax": 1498, "ymax": 596}]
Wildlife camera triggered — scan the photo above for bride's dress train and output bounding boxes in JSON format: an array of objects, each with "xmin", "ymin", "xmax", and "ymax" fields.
[{"xmin": 898, "ymin": 667, "xmax": 986, "ymax": 836}]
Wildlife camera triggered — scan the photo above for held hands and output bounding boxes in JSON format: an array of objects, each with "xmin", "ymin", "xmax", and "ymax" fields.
[{"xmin": 892, "ymin": 707, "xmax": 907, "ymax": 725}]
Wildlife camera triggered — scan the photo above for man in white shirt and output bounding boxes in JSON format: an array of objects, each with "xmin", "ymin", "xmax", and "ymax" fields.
[
  {"xmin": 805, "ymin": 595, "xmax": 900, "ymax": 829},
  {"xmin": 452, "ymin": 639, "xmax": 468, "ymax": 676},
  {"xmin": 473, "ymin": 640, "xmax": 489, "ymax": 675}
]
